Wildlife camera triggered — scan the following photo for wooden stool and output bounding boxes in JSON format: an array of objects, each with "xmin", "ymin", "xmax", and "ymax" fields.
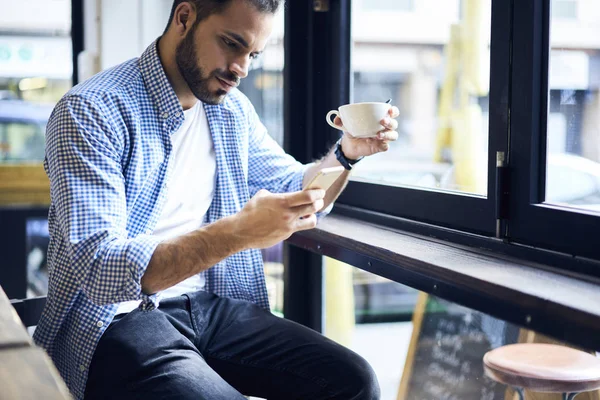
[{"xmin": 483, "ymin": 343, "xmax": 600, "ymax": 400}]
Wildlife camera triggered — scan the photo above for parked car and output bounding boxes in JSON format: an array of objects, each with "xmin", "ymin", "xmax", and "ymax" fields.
[
  {"xmin": 0, "ymin": 99, "xmax": 53, "ymax": 163},
  {"xmin": 546, "ymin": 152, "xmax": 600, "ymax": 209}
]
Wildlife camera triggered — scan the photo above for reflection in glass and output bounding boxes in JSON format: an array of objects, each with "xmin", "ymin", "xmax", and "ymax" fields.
[
  {"xmin": 398, "ymin": 295, "xmax": 520, "ymax": 400},
  {"xmin": 237, "ymin": 9, "xmax": 285, "ymax": 314},
  {"xmin": 349, "ymin": 0, "xmax": 491, "ymax": 195},
  {"xmin": 0, "ymin": 106, "xmax": 51, "ymax": 162},
  {"xmin": 546, "ymin": 1, "xmax": 600, "ymax": 212},
  {"xmin": 0, "ymin": 0, "xmax": 72, "ymax": 163},
  {"xmin": 238, "ymin": 8, "xmax": 284, "ymax": 147},
  {"xmin": 26, "ymin": 218, "xmax": 50, "ymax": 297},
  {"xmin": 324, "ymin": 263, "xmax": 596, "ymax": 400}
]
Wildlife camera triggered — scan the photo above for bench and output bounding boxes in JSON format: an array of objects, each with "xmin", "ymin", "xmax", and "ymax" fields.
[{"xmin": 0, "ymin": 285, "xmax": 71, "ymax": 399}]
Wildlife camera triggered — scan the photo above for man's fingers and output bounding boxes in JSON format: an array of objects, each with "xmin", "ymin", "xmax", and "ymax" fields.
[
  {"xmin": 333, "ymin": 116, "xmax": 344, "ymax": 128},
  {"xmin": 388, "ymin": 106, "xmax": 400, "ymax": 118},
  {"xmin": 380, "ymin": 117, "xmax": 398, "ymax": 131},
  {"xmin": 295, "ymin": 214, "xmax": 318, "ymax": 231},
  {"xmin": 293, "ymin": 199, "xmax": 324, "ymax": 217},
  {"xmin": 376, "ymin": 130, "xmax": 399, "ymax": 141},
  {"xmin": 376, "ymin": 141, "xmax": 390, "ymax": 152},
  {"xmin": 284, "ymin": 189, "xmax": 326, "ymax": 208}
]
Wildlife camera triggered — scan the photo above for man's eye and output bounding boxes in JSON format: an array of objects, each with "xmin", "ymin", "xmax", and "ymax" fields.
[
  {"xmin": 223, "ymin": 38, "xmax": 237, "ymax": 49},
  {"xmin": 250, "ymin": 53, "xmax": 259, "ymax": 60}
]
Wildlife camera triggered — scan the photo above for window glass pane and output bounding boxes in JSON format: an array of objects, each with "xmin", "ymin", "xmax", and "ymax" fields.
[
  {"xmin": 26, "ymin": 217, "xmax": 50, "ymax": 297},
  {"xmin": 238, "ymin": 10, "xmax": 284, "ymax": 147},
  {"xmin": 323, "ymin": 260, "xmax": 597, "ymax": 400},
  {"xmin": 552, "ymin": 0, "xmax": 578, "ymax": 19},
  {"xmin": 546, "ymin": 1, "xmax": 600, "ymax": 212},
  {"xmin": 0, "ymin": 121, "xmax": 48, "ymax": 162},
  {"xmin": 238, "ymin": 9, "xmax": 285, "ymax": 314},
  {"xmin": 0, "ymin": 0, "xmax": 71, "ymax": 293},
  {"xmin": 0, "ymin": 0, "xmax": 72, "ymax": 164},
  {"xmin": 350, "ymin": 0, "xmax": 491, "ymax": 196},
  {"xmin": 364, "ymin": 0, "xmax": 414, "ymax": 12}
]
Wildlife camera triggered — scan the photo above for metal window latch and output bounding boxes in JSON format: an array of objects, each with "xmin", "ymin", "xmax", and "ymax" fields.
[
  {"xmin": 313, "ymin": 0, "xmax": 329, "ymax": 12},
  {"xmin": 495, "ymin": 151, "xmax": 510, "ymax": 239}
]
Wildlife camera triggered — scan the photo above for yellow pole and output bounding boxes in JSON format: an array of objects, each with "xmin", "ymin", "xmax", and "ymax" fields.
[
  {"xmin": 434, "ymin": 24, "xmax": 461, "ymax": 165},
  {"xmin": 434, "ymin": 0, "xmax": 489, "ymax": 194},
  {"xmin": 324, "ymin": 257, "xmax": 355, "ymax": 347}
]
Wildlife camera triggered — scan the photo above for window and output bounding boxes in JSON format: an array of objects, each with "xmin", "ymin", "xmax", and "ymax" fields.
[
  {"xmin": 351, "ymin": 0, "xmax": 491, "ymax": 196},
  {"xmin": 336, "ymin": 0, "xmax": 506, "ymax": 235},
  {"xmin": 508, "ymin": 0, "xmax": 600, "ymax": 263},
  {"xmin": 552, "ymin": 0, "xmax": 578, "ymax": 19},
  {"xmin": 321, "ymin": 261, "xmax": 594, "ymax": 400},
  {"xmin": 318, "ymin": 0, "xmax": 600, "ymax": 270},
  {"xmin": 238, "ymin": 9, "xmax": 286, "ymax": 314},
  {"xmin": 0, "ymin": 121, "xmax": 47, "ymax": 162},
  {"xmin": 238, "ymin": 10, "xmax": 285, "ymax": 146},
  {"xmin": 362, "ymin": 0, "xmax": 414, "ymax": 12},
  {"xmin": 545, "ymin": 4, "xmax": 600, "ymax": 212},
  {"xmin": 0, "ymin": 0, "xmax": 73, "ymax": 164},
  {"xmin": 0, "ymin": 0, "xmax": 74, "ymax": 298},
  {"xmin": 282, "ymin": 5, "xmax": 600, "ymax": 397}
]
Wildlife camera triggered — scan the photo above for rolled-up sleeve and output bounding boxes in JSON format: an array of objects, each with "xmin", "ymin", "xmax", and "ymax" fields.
[
  {"xmin": 45, "ymin": 95, "xmax": 162, "ymax": 306},
  {"xmin": 246, "ymin": 103, "xmax": 332, "ymax": 220},
  {"xmin": 246, "ymin": 105, "xmax": 307, "ymax": 196}
]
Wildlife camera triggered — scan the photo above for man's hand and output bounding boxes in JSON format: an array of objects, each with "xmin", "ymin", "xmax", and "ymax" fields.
[
  {"xmin": 233, "ymin": 188, "xmax": 326, "ymax": 249},
  {"xmin": 143, "ymin": 189, "xmax": 324, "ymax": 294},
  {"xmin": 334, "ymin": 106, "xmax": 400, "ymax": 160}
]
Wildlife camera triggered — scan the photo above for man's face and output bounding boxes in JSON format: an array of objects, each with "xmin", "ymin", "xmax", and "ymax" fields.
[{"xmin": 175, "ymin": 0, "xmax": 274, "ymax": 105}]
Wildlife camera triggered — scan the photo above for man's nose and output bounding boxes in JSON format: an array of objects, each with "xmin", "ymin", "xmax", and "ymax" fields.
[{"xmin": 230, "ymin": 57, "xmax": 250, "ymax": 80}]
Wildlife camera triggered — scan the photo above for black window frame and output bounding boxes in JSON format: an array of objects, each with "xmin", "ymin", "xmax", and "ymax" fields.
[
  {"xmin": 508, "ymin": 0, "xmax": 600, "ymax": 263},
  {"xmin": 302, "ymin": 0, "xmax": 600, "ymax": 278},
  {"xmin": 72, "ymin": 0, "xmax": 84, "ymax": 86},
  {"xmin": 283, "ymin": 0, "xmax": 352, "ymax": 330}
]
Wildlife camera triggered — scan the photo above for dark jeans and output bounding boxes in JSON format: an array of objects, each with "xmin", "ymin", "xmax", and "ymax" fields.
[{"xmin": 84, "ymin": 291, "xmax": 380, "ymax": 400}]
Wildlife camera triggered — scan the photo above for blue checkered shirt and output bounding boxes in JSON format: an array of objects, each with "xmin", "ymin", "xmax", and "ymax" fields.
[{"xmin": 33, "ymin": 41, "xmax": 309, "ymax": 399}]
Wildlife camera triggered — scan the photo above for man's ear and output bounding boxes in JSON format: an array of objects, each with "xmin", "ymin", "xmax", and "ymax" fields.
[{"xmin": 174, "ymin": 2, "xmax": 196, "ymax": 36}]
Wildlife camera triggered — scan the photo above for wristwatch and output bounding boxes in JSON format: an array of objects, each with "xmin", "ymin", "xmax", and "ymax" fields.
[{"xmin": 334, "ymin": 138, "xmax": 363, "ymax": 170}]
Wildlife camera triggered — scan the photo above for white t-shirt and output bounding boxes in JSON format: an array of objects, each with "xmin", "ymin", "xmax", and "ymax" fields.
[{"xmin": 116, "ymin": 101, "xmax": 216, "ymax": 314}]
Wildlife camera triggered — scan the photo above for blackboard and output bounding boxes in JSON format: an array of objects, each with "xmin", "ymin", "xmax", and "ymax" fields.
[{"xmin": 397, "ymin": 293, "xmax": 520, "ymax": 400}]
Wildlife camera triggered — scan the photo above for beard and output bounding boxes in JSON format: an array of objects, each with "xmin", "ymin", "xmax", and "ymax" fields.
[{"xmin": 175, "ymin": 25, "xmax": 240, "ymax": 105}]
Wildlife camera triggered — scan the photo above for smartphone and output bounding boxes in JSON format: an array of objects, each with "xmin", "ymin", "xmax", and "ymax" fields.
[{"xmin": 305, "ymin": 166, "xmax": 346, "ymax": 191}]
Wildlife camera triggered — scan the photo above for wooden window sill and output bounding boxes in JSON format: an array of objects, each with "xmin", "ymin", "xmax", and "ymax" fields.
[{"xmin": 287, "ymin": 214, "xmax": 600, "ymax": 351}]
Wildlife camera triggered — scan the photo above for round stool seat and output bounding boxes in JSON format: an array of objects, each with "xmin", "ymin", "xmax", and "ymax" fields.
[{"xmin": 484, "ymin": 344, "xmax": 600, "ymax": 393}]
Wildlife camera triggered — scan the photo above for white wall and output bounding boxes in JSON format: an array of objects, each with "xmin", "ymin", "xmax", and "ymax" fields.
[
  {"xmin": 552, "ymin": 0, "xmax": 600, "ymax": 49},
  {"xmin": 351, "ymin": 0, "xmax": 600, "ymax": 50},
  {"xmin": 0, "ymin": 0, "xmax": 71, "ymax": 32},
  {"xmin": 98, "ymin": 0, "xmax": 171, "ymax": 71},
  {"xmin": 351, "ymin": 0, "xmax": 461, "ymax": 45}
]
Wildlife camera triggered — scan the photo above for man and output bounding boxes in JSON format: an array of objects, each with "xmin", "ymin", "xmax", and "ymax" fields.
[{"xmin": 34, "ymin": 0, "xmax": 399, "ymax": 399}]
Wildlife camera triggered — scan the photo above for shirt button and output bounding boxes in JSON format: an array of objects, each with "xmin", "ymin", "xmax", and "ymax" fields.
[
  {"xmin": 80, "ymin": 365, "xmax": 86, "ymax": 372},
  {"xmin": 96, "ymin": 321, "xmax": 104, "ymax": 328},
  {"xmin": 175, "ymin": 112, "xmax": 181, "ymax": 117},
  {"xmin": 162, "ymin": 112, "xmax": 169, "ymax": 119}
]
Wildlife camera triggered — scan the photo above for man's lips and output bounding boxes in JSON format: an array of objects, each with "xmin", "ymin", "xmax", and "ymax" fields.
[{"xmin": 216, "ymin": 77, "xmax": 237, "ymax": 88}]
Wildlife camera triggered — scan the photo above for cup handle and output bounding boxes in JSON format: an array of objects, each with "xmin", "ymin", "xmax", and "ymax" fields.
[{"xmin": 326, "ymin": 110, "xmax": 345, "ymax": 131}]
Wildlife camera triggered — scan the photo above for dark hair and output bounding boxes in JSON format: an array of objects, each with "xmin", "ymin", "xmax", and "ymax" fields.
[{"xmin": 164, "ymin": 0, "xmax": 283, "ymax": 34}]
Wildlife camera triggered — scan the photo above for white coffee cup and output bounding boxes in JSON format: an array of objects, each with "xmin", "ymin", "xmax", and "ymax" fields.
[{"xmin": 326, "ymin": 102, "xmax": 392, "ymax": 138}]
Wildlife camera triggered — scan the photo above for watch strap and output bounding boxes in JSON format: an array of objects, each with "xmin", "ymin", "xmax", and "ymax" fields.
[{"xmin": 335, "ymin": 139, "xmax": 362, "ymax": 170}]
